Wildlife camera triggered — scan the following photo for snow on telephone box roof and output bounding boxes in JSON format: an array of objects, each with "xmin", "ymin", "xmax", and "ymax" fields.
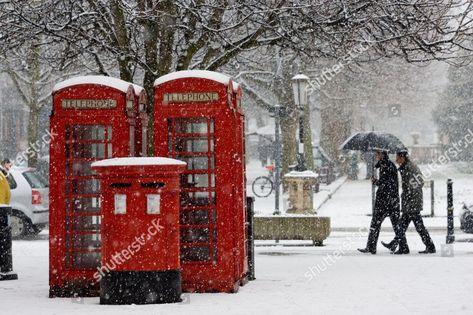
[
  {"xmin": 154, "ymin": 70, "xmax": 240, "ymax": 91},
  {"xmin": 91, "ymin": 157, "xmax": 187, "ymax": 168},
  {"xmin": 53, "ymin": 75, "xmax": 134, "ymax": 94}
]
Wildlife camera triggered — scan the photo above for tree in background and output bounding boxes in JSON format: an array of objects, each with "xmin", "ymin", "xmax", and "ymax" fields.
[
  {"xmin": 434, "ymin": 60, "xmax": 473, "ymax": 161},
  {"xmin": 1, "ymin": 0, "xmax": 473, "ymax": 159}
]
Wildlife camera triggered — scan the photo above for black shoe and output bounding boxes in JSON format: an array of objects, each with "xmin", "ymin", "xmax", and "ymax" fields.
[
  {"xmin": 358, "ymin": 248, "xmax": 376, "ymax": 254},
  {"xmin": 393, "ymin": 248, "xmax": 410, "ymax": 255},
  {"xmin": 381, "ymin": 241, "xmax": 397, "ymax": 252},
  {"xmin": 419, "ymin": 247, "xmax": 436, "ymax": 254}
]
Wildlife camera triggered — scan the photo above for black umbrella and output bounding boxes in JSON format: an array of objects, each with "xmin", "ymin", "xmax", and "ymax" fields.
[
  {"xmin": 339, "ymin": 131, "xmax": 407, "ymax": 153},
  {"xmin": 339, "ymin": 131, "xmax": 407, "ymax": 216}
]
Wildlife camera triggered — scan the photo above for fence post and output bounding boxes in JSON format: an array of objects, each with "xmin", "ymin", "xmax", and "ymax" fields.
[
  {"xmin": 446, "ymin": 179, "xmax": 455, "ymax": 244},
  {"xmin": 246, "ymin": 197, "xmax": 256, "ymax": 281},
  {"xmin": 431, "ymin": 180, "xmax": 435, "ymax": 217}
]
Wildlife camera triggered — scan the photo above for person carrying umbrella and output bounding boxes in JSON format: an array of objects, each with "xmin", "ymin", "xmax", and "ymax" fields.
[
  {"xmin": 358, "ymin": 149, "xmax": 406, "ymax": 254},
  {"xmin": 381, "ymin": 150, "xmax": 436, "ymax": 254}
]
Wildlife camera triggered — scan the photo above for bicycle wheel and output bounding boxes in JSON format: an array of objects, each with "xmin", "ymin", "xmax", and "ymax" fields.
[{"xmin": 252, "ymin": 176, "xmax": 274, "ymax": 198}]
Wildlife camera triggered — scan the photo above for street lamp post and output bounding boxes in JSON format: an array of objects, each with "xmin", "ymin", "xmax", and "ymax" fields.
[
  {"xmin": 269, "ymin": 104, "xmax": 286, "ymax": 215},
  {"xmin": 291, "ymin": 74, "xmax": 310, "ymax": 172}
]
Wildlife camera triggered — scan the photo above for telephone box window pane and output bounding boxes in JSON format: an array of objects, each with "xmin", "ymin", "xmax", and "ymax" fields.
[
  {"xmin": 180, "ymin": 228, "xmax": 209, "ymax": 243},
  {"xmin": 66, "ymin": 215, "xmax": 101, "ymax": 231},
  {"xmin": 66, "ymin": 233, "xmax": 101, "ymax": 250},
  {"xmin": 182, "ymin": 191, "xmax": 215, "ymax": 206},
  {"xmin": 70, "ymin": 179, "xmax": 100, "ymax": 194},
  {"xmin": 107, "ymin": 126, "xmax": 113, "ymax": 140},
  {"xmin": 180, "ymin": 210, "xmax": 209, "ymax": 225},
  {"xmin": 177, "ymin": 156, "xmax": 208, "ymax": 170},
  {"xmin": 180, "ymin": 246, "xmax": 210, "ymax": 262},
  {"xmin": 68, "ymin": 252, "xmax": 101, "ymax": 268},
  {"xmin": 68, "ymin": 197, "xmax": 101, "ymax": 213},
  {"xmin": 73, "ymin": 125, "xmax": 106, "ymax": 141},
  {"xmin": 73, "ymin": 143, "xmax": 106, "ymax": 158},
  {"xmin": 107, "ymin": 143, "xmax": 113, "ymax": 158},
  {"xmin": 72, "ymin": 161, "xmax": 96, "ymax": 176},
  {"xmin": 186, "ymin": 174, "xmax": 213, "ymax": 188},
  {"xmin": 114, "ymin": 194, "xmax": 126, "ymax": 214},
  {"xmin": 175, "ymin": 119, "xmax": 208, "ymax": 134},
  {"xmin": 147, "ymin": 194, "xmax": 161, "ymax": 214}
]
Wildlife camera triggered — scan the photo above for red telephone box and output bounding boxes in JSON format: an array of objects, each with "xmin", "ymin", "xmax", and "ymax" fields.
[
  {"xmin": 133, "ymin": 85, "xmax": 148, "ymax": 157},
  {"xmin": 91, "ymin": 157, "xmax": 186, "ymax": 304},
  {"xmin": 154, "ymin": 70, "xmax": 248, "ymax": 292},
  {"xmin": 49, "ymin": 76, "xmax": 137, "ymax": 297}
]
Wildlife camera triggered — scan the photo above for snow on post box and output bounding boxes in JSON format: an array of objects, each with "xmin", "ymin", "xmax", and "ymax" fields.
[
  {"xmin": 91, "ymin": 157, "xmax": 186, "ymax": 305},
  {"xmin": 49, "ymin": 76, "xmax": 141, "ymax": 298},
  {"xmin": 153, "ymin": 70, "xmax": 248, "ymax": 293}
]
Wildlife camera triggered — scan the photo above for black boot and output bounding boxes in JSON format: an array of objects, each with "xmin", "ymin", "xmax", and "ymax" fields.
[
  {"xmin": 381, "ymin": 241, "xmax": 397, "ymax": 252},
  {"xmin": 393, "ymin": 247, "xmax": 410, "ymax": 255},
  {"xmin": 419, "ymin": 246, "xmax": 436, "ymax": 254},
  {"xmin": 358, "ymin": 248, "xmax": 376, "ymax": 254}
]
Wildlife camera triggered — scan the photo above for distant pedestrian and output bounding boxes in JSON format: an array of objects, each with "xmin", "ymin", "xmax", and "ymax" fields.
[
  {"xmin": 364, "ymin": 151, "xmax": 375, "ymax": 179},
  {"xmin": 0, "ymin": 158, "xmax": 12, "ymax": 204},
  {"xmin": 381, "ymin": 151, "xmax": 436, "ymax": 254},
  {"xmin": 358, "ymin": 150, "xmax": 406, "ymax": 254},
  {"xmin": 349, "ymin": 153, "xmax": 358, "ymax": 180}
]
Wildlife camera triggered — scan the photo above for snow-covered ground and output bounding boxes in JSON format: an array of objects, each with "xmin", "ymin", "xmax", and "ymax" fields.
[
  {"xmin": 2, "ymin": 160, "xmax": 473, "ymax": 314},
  {"xmin": 3, "ymin": 230, "xmax": 473, "ymax": 315}
]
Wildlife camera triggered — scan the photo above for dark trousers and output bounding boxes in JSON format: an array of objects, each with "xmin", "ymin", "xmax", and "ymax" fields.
[
  {"xmin": 367, "ymin": 210, "xmax": 405, "ymax": 251},
  {"xmin": 393, "ymin": 212, "xmax": 435, "ymax": 250}
]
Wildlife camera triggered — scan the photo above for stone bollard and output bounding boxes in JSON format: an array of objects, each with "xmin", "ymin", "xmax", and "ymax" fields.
[{"xmin": 284, "ymin": 171, "xmax": 319, "ymax": 214}]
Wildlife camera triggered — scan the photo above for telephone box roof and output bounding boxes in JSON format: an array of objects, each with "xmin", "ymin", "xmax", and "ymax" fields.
[
  {"xmin": 53, "ymin": 75, "xmax": 133, "ymax": 94},
  {"xmin": 154, "ymin": 70, "xmax": 233, "ymax": 87}
]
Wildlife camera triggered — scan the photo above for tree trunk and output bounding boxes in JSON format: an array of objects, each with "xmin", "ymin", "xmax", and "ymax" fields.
[{"xmin": 27, "ymin": 44, "xmax": 41, "ymax": 168}]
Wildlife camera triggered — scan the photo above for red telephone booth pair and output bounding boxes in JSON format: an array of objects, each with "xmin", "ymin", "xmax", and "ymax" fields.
[
  {"xmin": 49, "ymin": 76, "xmax": 148, "ymax": 297},
  {"xmin": 49, "ymin": 71, "xmax": 249, "ymax": 297},
  {"xmin": 154, "ymin": 70, "xmax": 248, "ymax": 293}
]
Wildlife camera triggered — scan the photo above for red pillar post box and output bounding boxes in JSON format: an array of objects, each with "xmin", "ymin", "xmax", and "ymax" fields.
[
  {"xmin": 153, "ymin": 70, "xmax": 248, "ymax": 293},
  {"xmin": 91, "ymin": 157, "xmax": 186, "ymax": 304},
  {"xmin": 49, "ymin": 76, "xmax": 138, "ymax": 297}
]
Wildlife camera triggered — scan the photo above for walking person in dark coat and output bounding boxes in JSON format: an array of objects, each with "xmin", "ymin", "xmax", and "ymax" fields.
[
  {"xmin": 358, "ymin": 150, "xmax": 406, "ymax": 254},
  {"xmin": 381, "ymin": 151, "xmax": 436, "ymax": 254}
]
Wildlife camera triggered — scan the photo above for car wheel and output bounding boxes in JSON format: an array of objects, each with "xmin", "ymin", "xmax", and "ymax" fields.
[
  {"xmin": 10, "ymin": 211, "xmax": 31, "ymax": 239},
  {"xmin": 30, "ymin": 224, "xmax": 43, "ymax": 235}
]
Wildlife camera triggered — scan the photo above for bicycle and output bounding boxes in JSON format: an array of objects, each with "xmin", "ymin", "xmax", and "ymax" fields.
[{"xmin": 252, "ymin": 165, "xmax": 275, "ymax": 198}]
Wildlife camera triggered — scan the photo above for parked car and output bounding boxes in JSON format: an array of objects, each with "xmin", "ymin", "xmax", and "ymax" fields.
[
  {"xmin": 460, "ymin": 203, "xmax": 473, "ymax": 233},
  {"xmin": 6, "ymin": 167, "xmax": 49, "ymax": 238}
]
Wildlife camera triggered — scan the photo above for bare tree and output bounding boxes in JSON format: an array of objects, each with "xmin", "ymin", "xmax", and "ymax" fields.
[{"xmin": 1, "ymin": 0, "xmax": 473, "ymax": 156}]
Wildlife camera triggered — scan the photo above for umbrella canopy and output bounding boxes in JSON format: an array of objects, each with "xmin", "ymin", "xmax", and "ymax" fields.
[{"xmin": 339, "ymin": 131, "xmax": 407, "ymax": 153}]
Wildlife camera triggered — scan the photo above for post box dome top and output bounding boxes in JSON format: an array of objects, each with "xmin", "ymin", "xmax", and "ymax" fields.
[
  {"xmin": 91, "ymin": 157, "xmax": 186, "ymax": 168},
  {"xmin": 53, "ymin": 75, "xmax": 134, "ymax": 93},
  {"xmin": 154, "ymin": 70, "xmax": 233, "ymax": 87}
]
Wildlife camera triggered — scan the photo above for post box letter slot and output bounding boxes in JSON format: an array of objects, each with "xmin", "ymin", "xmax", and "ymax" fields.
[
  {"xmin": 114, "ymin": 194, "xmax": 127, "ymax": 214},
  {"xmin": 147, "ymin": 194, "xmax": 161, "ymax": 214},
  {"xmin": 141, "ymin": 182, "xmax": 165, "ymax": 188},
  {"xmin": 110, "ymin": 183, "xmax": 132, "ymax": 188}
]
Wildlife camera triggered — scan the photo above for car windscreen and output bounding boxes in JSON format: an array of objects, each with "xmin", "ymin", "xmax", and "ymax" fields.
[{"xmin": 22, "ymin": 170, "xmax": 49, "ymax": 188}]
